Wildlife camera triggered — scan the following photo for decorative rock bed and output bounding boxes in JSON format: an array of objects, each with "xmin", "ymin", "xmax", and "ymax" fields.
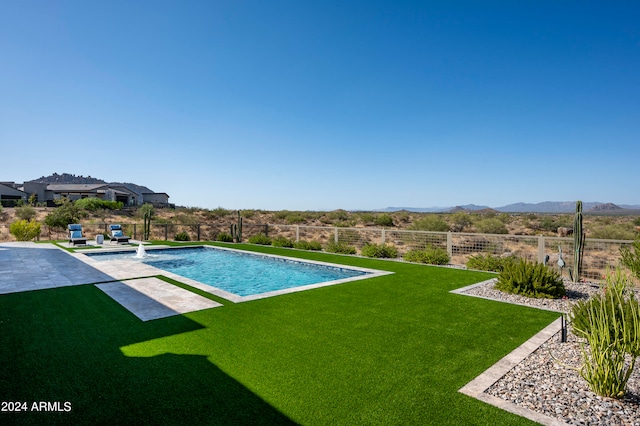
[{"xmin": 461, "ymin": 279, "xmax": 640, "ymax": 426}]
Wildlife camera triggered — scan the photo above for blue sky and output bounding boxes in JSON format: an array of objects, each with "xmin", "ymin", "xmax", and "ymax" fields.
[{"xmin": 2, "ymin": 1, "xmax": 639, "ymax": 210}]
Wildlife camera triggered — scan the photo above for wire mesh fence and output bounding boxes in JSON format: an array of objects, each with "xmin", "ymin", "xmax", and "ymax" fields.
[{"xmin": 0, "ymin": 221, "xmax": 635, "ymax": 280}]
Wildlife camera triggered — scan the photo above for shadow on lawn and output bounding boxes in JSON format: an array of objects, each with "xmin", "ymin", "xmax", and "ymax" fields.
[{"xmin": 0, "ymin": 285, "xmax": 296, "ymax": 425}]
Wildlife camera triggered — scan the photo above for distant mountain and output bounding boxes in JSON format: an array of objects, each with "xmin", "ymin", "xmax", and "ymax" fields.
[
  {"xmin": 495, "ymin": 201, "xmax": 587, "ymax": 213},
  {"xmin": 380, "ymin": 201, "xmax": 640, "ymax": 214},
  {"xmin": 29, "ymin": 172, "xmax": 106, "ymax": 185},
  {"xmin": 27, "ymin": 173, "xmax": 154, "ymax": 195},
  {"xmin": 589, "ymin": 203, "xmax": 622, "ymax": 212},
  {"xmin": 379, "ymin": 204, "xmax": 489, "ymax": 213}
]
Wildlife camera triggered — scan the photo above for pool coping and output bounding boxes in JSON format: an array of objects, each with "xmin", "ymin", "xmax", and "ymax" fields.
[{"xmin": 79, "ymin": 244, "xmax": 394, "ymax": 303}]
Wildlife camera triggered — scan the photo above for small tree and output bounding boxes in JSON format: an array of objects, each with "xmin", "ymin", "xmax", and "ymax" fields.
[
  {"xmin": 10, "ymin": 219, "xmax": 42, "ymax": 241},
  {"xmin": 43, "ymin": 198, "xmax": 84, "ymax": 230}
]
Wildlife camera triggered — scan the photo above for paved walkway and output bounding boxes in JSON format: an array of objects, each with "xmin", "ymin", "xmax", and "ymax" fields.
[{"xmin": 0, "ymin": 242, "xmax": 222, "ymax": 320}]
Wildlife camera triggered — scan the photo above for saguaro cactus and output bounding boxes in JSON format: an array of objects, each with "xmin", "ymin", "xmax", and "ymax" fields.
[
  {"xmin": 572, "ymin": 200, "xmax": 585, "ymax": 281},
  {"xmin": 230, "ymin": 210, "xmax": 243, "ymax": 242},
  {"xmin": 138, "ymin": 204, "xmax": 154, "ymax": 241}
]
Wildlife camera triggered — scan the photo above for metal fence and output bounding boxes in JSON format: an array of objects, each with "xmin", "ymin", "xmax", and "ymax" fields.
[
  {"xmin": 0, "ymin": 221, "xmax": 634, "ymax": 281},
  {"xmin": 264, "ymin": 225, "xmax": 634, "ymax": 281}
]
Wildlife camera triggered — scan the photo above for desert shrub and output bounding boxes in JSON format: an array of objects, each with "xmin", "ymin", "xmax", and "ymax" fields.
[
  {"xmin": 450, "ymin": 212, "xmax": 472, "ymax": 232},
  {"xmin": 361, "ymin": 243, "xmax": 398, "ymax": 259},
  {"xmin": 216, "ymin": 232, "xmax": 233, "ymax": 242},
  {"xmin": 409, "ymin": 215, "xmax": 450, "ymax": 232},
  {"xmin": 10, "ymin": 219, "xmax": 41, "ymax": 241},
  {"xmin": 272, "ymin": 236, "xmax": 294, "ymax": 248},
  {"xmin": 75, "ymin": 198, "xmax": 123, "ymax": 211},
  {"xmin": 495, "ymin": 259, "xmax": 565, "ymax": 299},
  {"xmin": 273, "ymin": 210, "xmax": 290, "ymax": 220},
  {"xmin": 475, "ymin": 218, "xmax": 508, "ymax": 234},
  {"xmin": 206, "ymin": 207, "xmax": 232, "ymax": 219},
  {"xmin": 403, "ymin": 245, "xmax": 450, "ymax": 265},
  {"xmin": 590, "ymin": 224, "xmax": 637, "ymax": 240},
  {"xmin": 328, "ymin": 210, "xmax": 350, "ymax": 222},
  {"xmin": 538, "ymin": 216, "xmax": 572, "ymax": 233},
  {"xmin": 174, "ymin": 231, "xmax": 191, "ymax": 241},
  {"xmin": 15, "ymin": 205, "xmax": 37, "ymax": 221},
  {"xmin": 374, "ymin": 214, "xmax": 394, "ymax": 227},
  {"xmin": 633, "ymin": 217, "xmax": 640, "ymax": 227},
  {"xmin": 44, "ymin": 198, "xmax": 85, "ymax": 230},
  {"xmin": 325, "ymin": 241, "xmax": 356, "ymax": 255},
  {"xmin": 569, "ymin": 268, "xmax": 640, "ymax": 398},
  {"xmin": 466, "ymin": 254, "xmax": 517, "ymax": 272},
  {"xmin": 248, "ymin": 233, "xmax": 272, "ymax": 245},
  {"xmin": 620, "ymin": 237, "xmax": 640, "ymax": 280},
  {"xmin": 286, "ymin": 214, "xmax": 306, "ymax": 224},
  {"xmin": 293, "ymin": 240, "xmax": 322, "ymax": 251},
  {"xmin": 241, "ymin": 210, "xmax": 256, "ymax": 219},
  {"xmin": 357, "ymin": 213, "xmax": 375, "ymax": 224}
]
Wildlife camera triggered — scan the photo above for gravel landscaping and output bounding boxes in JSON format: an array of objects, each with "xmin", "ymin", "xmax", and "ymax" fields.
[{"xmin": 462, "ymin": 279, "xmax": 640, "ymax": 426}]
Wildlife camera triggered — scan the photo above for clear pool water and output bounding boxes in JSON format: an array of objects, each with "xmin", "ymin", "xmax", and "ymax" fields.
[{"xmin": 87, "ymin": 246, "xmax": 369, "ymax": 297}]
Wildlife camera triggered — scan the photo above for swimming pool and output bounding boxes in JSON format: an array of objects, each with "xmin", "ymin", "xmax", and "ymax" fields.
[{"xmin": 86, "ymin": 246, "xmax": 391, "ymax": 301}]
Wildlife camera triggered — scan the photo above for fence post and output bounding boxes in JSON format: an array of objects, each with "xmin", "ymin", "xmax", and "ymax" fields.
[
  {"xmin": 264, "ymin": 224, "xmax": 269, "ymax": 236},
  {"xmin": 538, "ymin": 236, "xmax": 545, "ymax": 263},
  {"xmin": 133, "ymin": 224, "xmax": 137, "ymax": 240},
  {"xmin": 296, "ymin": 225, "xmax": 300, "ymax": 242},
  {"xmin": 197, "ymin": 224, "xmax": 201, "ymax": 241},
  {"xmin": 381, "ymin": 229, "xmax": 385, "ymax": 244},
  {"xmin": 334, "ymin": 227, "xmax": 338, "ymax": 243},
  {"xmin": 164, "ymin": 224, "xmax": 168, "ymax": 241},
  {"xmin": 447, "ymin": 232, "xmax": 453, "ymax": 257}
]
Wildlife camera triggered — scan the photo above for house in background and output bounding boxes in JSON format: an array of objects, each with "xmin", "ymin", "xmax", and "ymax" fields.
[
  {"xmin": 0, "ymin": 182, "xmax": 28, "ymax": 207},
  {"xmin": 20, "ymin": 182, "xmax": 169, "ymax": 207},
  {"xmin": 142, "ymin": 192, "xmax": 170, "ymax": 208}
]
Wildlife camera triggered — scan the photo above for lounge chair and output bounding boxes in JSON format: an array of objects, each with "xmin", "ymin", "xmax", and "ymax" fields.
[
  {"xmin": 68, "ymin": 224, "xmax": 87, "ymax": 246},
  {"xmin": 109, "ymin": 224, "xmax": 131, "ymax": 244}
]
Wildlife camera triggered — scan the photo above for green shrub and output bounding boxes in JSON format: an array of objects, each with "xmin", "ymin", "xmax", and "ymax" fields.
[
  {"xmin": 590, "ymin": 224, "xmax": 637, "ymax": 240},
  {"xmin": 620, "ymin": 237, "xmax": 640, "ymax": 280},
  {"xmin": 175, "ymin": 231, "xmax": 191, "ymax": 241},
  {"xmin": 15, "ymin": 205, "xmax": 37, "ymax": 221},
  {"xmin": 403, "ymin": 246, "xmax": 450, "ymax": 265},
  {"xmin": 475, "ymin": 218, "xmax": 508, "ymax": 234},
  {"xmin": 248, "ymin": 233, "xmax": 272, "ymax": 245},
  {"xmin": 409, "ymin": 215, "xmax": 450, "ymax": 232},
  {"xmin": 450, "ymin": 212, "xmax": 471, "ymax": 232},
  {"xmin": 569, "ymin": 268, "xmax": 640, "ymax": 398},
  {"xmin": 325, "ymin": 241, "xmax": 356, "ymax": 255},
  {"xmin": 286, "ymin": 214, "xmax": 306, "ymax": 224},
  {"xmin": 361, "ymin": 243, "xmax": 398, "ymax": 259},
  {"xmin": 466, "ymin": 254, "xmax": 517, "ymax": 272},
  {"xmin": 374, "ymin": 214, "xmax": 394, "ymax": 227},
  {"xmin": 495, "ymin": 259, "xmax": 565, "ymax": 298},
  {"xmin": 358, "ymin": 213, "xmax": 375, "ymax": 225},
  {"xmin": 43, "ymin": 198, "xmax": 85, "ymax": 230},
  {"xmin": 272, "ymin": 236, "xmax": 294, "ymax": 248},
  {"xmin": 10, "ymin": 219, "xmax": 41, "ymax": 241},
  {"xmin": 216, "ymin": 232, "xmax": 233, "ymax": 242},
  {"xmin": 293, "ymin": 240, "xmax": 322, "ymax": 251}
]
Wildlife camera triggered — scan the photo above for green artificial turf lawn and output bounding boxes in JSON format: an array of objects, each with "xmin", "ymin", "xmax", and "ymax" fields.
[{"xmin": 0, "ymin": 244, "xmax": 559, "ymax": 425}]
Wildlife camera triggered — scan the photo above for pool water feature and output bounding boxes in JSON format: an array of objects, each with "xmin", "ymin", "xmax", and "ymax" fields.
[{"xmin": 86, "ymin": 246, "xmax": 391, "ymax": 302}]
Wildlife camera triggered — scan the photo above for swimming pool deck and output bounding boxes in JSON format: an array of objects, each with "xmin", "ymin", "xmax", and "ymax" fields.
[{"xmin": 0, "ymin": 242, "xmax": 222, "ymax": 320}]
